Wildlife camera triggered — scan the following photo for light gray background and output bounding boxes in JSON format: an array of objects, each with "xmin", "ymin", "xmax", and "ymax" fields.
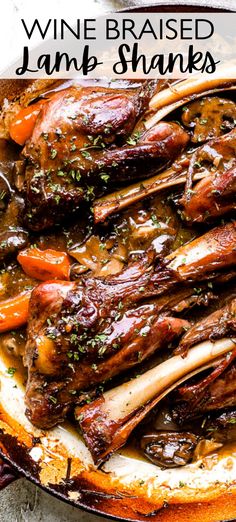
[{"xmin": 1, "ymin": 0, "xmax": 236, "ymax": 520}]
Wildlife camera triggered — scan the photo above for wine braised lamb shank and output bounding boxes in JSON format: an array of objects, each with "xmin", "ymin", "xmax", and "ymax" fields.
[
  {"xmin": 24, "ymin": 221, "xmax": 236, "ymax": 429},
  {"xmin": 22, "ymin": 81, "xmax": 189, "ymax": 230},
  {"xmin": 76, "ymin": 297, "xmax": 236, "ymax": 465}
]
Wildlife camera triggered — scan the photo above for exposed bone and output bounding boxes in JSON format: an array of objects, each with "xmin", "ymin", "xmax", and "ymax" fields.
[
  {"xmin": 149, "ymin": 66, "xmax": 236, "ymax": 112},
  {"xmin": 77, "ymin": 337, "xmax": 236, "ymax": 465},
  {"xmin": 93, "ymin": 168, "xmax": 206, "ymax": 224}
]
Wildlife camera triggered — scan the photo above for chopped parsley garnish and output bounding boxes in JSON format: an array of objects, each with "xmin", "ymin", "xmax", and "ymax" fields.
[
  {"xmin": 6, "ymin": 367, "xmax": 17, "ymax": 377},
  {"xmin": 126, "ymin": 131, "xmax": 141, "ymax": 146},
  {"xmin": 50, "ymin": 149, "xmax": 58, "ymax": 159},
  {"xmin": 49, "ymin": 395, "xmax": 57, "ymax": 404},
  {"xmin": 151, "ymin": 214, "xmax": 161, "ymax": 227},
  {"xmin": 100, "ymin": 173, "xmax": 110, "ymax": 183}
]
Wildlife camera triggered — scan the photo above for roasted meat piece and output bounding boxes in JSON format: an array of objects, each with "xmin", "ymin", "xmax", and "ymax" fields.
[
  {"xmin": 93, "ymin": 127, "xmax": 236, "ymax": 225},
  {"xmin": 76, "ymin": 329, "xmax": 235, "ymax": 465},
  {"xmin": 181, "ymin": 128, "xmax": 236, "ymax": 222},
  {"xmin": 24, "ymin": 276, "xmax": 190, "ymax": 429},
  {"xmin": 174, "ymin": 361, "xmax": 236, "ymax": 425},
  {"xmin": 22, "ymin": 82, "xmax": 189, "ymax": 230},
  {"xmin": 176, "ymin": 296, "xmax": 236, "ymax": 356},
  {"xmin": 24, "ymin": 221, "xmax": 236, "ymax": 429},
  {"xmin": 172, "ymin": 298, "xmax": 236, "ymax": 423},
  {"xmin": 180, "ymin": 164, "xmax": 236, "ymax": 223}
]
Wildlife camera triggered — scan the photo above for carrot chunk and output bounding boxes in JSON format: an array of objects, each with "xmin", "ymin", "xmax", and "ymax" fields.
[
  {"xmin": 17, "ymin": 247, "xmax": 70, "ymax": 281},
  {"xmin": 9, "ymin": 100, "xmax": 47, "ymax": 145},
  {"xmin": 0, "ymin": 291, "xmax": 31, "ymax": 332}
]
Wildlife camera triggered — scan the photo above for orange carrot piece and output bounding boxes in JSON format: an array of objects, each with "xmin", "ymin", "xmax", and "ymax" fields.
[
  {"xmin": 0, "ymin": 291, "xmax": 31, "ymax": 332},
  {"xmin": 17, "ymin": 247, "xmax": 70, "ymax": 281},
  {"xmin": 9, "ymin": 100, "xmax": 47, "ymax": 146}
]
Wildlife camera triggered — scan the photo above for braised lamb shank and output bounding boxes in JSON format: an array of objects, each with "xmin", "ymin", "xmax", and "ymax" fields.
[
  {"xmin": 76, "ymin": 297, "xmax": 236, "ymax": 465},
  {"xmin": 22, "ymin": 81, "xmax": 189, "ymax": 230},
  {"xmin": 24, "ymin": 221, "xmax": 236, "ymax": 429}
]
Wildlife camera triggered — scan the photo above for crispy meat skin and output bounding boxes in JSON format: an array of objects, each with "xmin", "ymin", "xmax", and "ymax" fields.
[
  {"xmin": 22, "ymin": 82, "xmax": 189, "ymax": 230},
  {"xmin": 24, "ymin": 222, "xmax": 236, "ymax": 429}
]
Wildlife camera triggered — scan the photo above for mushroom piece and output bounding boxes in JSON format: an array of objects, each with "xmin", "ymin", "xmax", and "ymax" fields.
[
  {"xmin": 181, "ymin": 97, "xmax": 236, "ymax": 143},
  {"xmin": 146, "ymin": 86, "xmax": 236, "ymax": 131},
  {"xmin": 140, "ymin": 431, "xmax": 199, "ymax": 468},
  {"xmin": 0, "ymin": 169, "xmax": 12, "ymax": 210},
  {"xmin": 0, "ymin": 228, "xmax": 28, "ymax": 263},
  {"xmin": 69, "ymin": 235, "xmax": 125, "ymax": 276}
]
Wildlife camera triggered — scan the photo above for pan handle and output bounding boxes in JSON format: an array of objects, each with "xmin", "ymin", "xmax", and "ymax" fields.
[{"xmin": 0, "ymin": 458, "xmax": 20, "ymax": 490}]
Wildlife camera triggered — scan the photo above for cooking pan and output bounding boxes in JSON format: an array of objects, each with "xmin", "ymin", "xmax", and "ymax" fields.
[{"xmin": 0, "ymin": 2, "xmax": 236, "ymax": 521}]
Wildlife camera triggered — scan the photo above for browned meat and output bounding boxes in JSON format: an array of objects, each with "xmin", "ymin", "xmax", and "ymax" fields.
[
  {"xmin": 175, "ymin": 297, "xmax": 236, "ymax": 356},
  {"xmin": 165, "ymin": 220, "xmax": 236, "ymax": 281},
  {"xmin": 174, "ymin": 361, "xmax": 236, "ymax": 425},
  {"xmin": 24, "ymin": 221, "xmax": 236, "ymax": 429},
  {"xmin": 172, "ymin": 298, "xmax": 236, "ymax": 423},
  {"xmin": 181, "ymin": 128, "xmax": 236, "ymax": 223},
  {"xmin": 76, "ymin": 318, "xmax": 235, "ymax": 465},
  {"xmin": 181, "ymin": 165, "xmax": 236, "ymax": 223},
  {"xmin": 22, "ymin": 82, "xmax": 189, "ymax": 230},
  {"xmin": 93, "ymin": 116, "xmax": 236, "ymax": 226},
  {"xmin": 24, "ymin": 83, "xmax": 155, "ymax": 162},
  {"xmin": 24, "ymin": 274, "xmax": 190, "ymax": 429},
  {"xmin": 76, "ymin": 322, "xmax": 235, "ymax": 465}
]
